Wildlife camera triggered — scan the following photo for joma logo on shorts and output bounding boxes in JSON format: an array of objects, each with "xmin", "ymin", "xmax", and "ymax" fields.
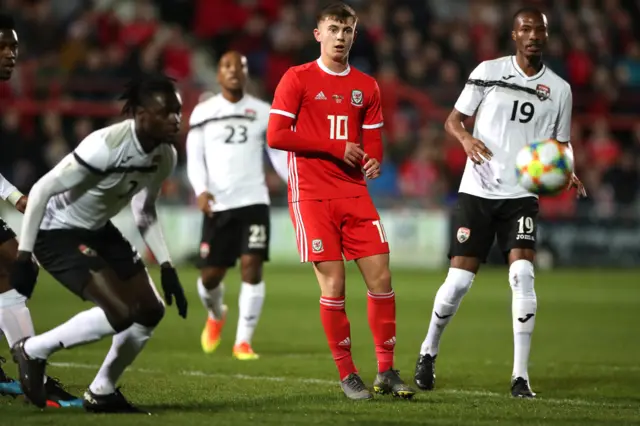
[{"xmin": 516, "ymin": 234, "xmax": 535, "ymax": 241}]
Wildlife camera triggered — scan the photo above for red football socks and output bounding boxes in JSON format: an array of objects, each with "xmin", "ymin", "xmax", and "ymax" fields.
[
  {"xmin": 367, "ymin": 290, "xmax": 396, "ymax": 373},
  {"xmin": 319, "ymin": 296, "xmax": 357, "ymax": 380}
]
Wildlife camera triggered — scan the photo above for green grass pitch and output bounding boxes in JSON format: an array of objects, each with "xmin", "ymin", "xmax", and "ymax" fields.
[{"xmin": 1, "ymin": 265, "xmax": 639, "ymax": 425}]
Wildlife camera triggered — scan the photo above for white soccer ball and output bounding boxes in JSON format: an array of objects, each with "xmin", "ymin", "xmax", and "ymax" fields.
[{"xmin": 515, "ymin": 139, "xmax": 574, "ymax": 195}]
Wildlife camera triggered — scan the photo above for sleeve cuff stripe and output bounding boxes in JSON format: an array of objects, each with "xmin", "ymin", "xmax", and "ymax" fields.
[
  {"xmin": 270, "ymin": 109, "xmax": 296, "ymax": 119},
  {"xmin": 362, "ymin": 122, "xmax": 384, "ymax": 129}
]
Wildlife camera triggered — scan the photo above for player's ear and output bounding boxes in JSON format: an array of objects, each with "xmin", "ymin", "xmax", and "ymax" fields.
[
  {"xmin": 313, "ymin": 27, "xmax": 322, "ymax": 42},
  {"xmin": 511, "ymin": 30, "xmax": 516, "ymax": 42}
]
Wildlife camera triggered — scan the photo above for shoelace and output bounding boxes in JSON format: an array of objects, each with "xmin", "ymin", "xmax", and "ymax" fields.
[{"xmin": 345, "ymin": 375, "xmax": 366, "ymax": 392}]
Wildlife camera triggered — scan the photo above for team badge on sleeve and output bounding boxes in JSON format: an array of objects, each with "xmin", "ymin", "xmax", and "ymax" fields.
[
  {"xmin": 351, "ymin": 90, "xmax": 363, "ymax": 106},
  {"xmin": 456, "ymin": 227, "xmax": 471, "ymax": 243},
  {"xmin": 535, "ymin": 84, "xmax": 550, "ymax": 101}
]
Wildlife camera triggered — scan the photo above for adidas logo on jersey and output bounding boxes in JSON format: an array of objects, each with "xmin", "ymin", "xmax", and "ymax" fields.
[
  {"xmin": 338, "ymin": 337, "xmax": 351, "ymax": 346},
  {"xmin": 315, "ymin": 91, "xmax": 327, "ymax": 100}
]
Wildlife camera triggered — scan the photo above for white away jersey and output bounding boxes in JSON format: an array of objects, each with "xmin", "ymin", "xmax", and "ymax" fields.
[
  {"xmin": 455, "ymin": 55, "xmax": 572, "ymax": 199},
  {"xmin": 42, "ymin": 119, "xmax": 176, "ymax": 230},
  {"xmin": 186, "ymin": 94, "xmax": 288, "ymax": 212}
]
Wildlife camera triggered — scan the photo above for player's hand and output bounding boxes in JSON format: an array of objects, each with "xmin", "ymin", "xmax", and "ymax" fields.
[
  {"xmin": 461, "ymin": 135, "xmax": 493, "ymax": 165},
  {"xmin": 362, "ymin": 154, "xmax": 381, "ymax": 179},
  {"xmin": 10, "ymin": 251, "xmax": 39, "ymax": 298},
  {"xmin": 160, "ymin": 264, "xmax": 188, "ymax": 319},
  {"xmin": 567, "ymin": 173, "xmax": 587, "ymax": 198},
  {"xmin": 196, "ymin": 192, "xmax": 215, "ymax": 218},
  {"xmin": 343, "ymin": 142, "xmax": 366, "ymax": 168},
  {"xmin": 14, "ymin": 196, "xmax": 27, "ymax": 214}
]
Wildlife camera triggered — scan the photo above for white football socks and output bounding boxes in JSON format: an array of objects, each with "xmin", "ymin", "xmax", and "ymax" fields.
[
  {"xmin": 0, "ymin": 289, "xmax": 35, "ymax": 347},
  {"xmin": 235, "ymin": 281, "xmax": 265, "ymax": 345},
  {"xmin": 24, "ymin": 307, "xmax": 116, "ymax": 360},
  {"xmin": 510, "ymin": 260, "xmax": 537, "ymax": 381},
  {"xmin": 197, "ymin": 278, "xmax": 225, "ymax": 320},
  {"xmin": 420, "ymin": 268, "xmax": 475, "ymax": 356},
  {"xmin": 89, "ymin": 323, "xmax": 154, "ymax": 396}
]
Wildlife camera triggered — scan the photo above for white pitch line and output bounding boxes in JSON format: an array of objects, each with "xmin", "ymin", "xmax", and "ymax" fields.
[{"xmin": 49, "ymin": 362, "xmax": 634, "ymax": 409}]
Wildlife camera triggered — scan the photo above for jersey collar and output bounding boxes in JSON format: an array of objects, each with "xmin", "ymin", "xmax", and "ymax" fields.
[
  {"xmin": 510, "ymin": 56, "xmax": 546, "ymax": 81},
  {"xmin": 316, "ymin": 58, "xmax": 351, "ymax": 76}
]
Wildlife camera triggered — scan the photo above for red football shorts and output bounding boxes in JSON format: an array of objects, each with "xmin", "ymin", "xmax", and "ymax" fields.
[{"xmin": 288, "ymin": 196, "xmax": 390, "ymax": 262}]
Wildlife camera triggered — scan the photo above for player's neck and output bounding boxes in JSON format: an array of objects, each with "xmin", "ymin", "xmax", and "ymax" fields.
[
  {"xmin": 515, "ymin": 52, "xmax": 543, "ymax": 77},
  {"xmin": 134, "ymin": 127, "xmax": 159, "ymax": 153},
  {"xmin": 222, "ymin": 89, "xmax": 244, "ymax": 103},
  {"xmin": 320, "ymin": 54, "xmax": 349, "ymax": 74}
]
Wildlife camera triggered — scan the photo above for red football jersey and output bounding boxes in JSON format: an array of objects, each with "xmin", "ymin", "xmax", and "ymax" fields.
[{"xmin": 270, "ymin": 59, "xmax": 384, "ymax": 202}]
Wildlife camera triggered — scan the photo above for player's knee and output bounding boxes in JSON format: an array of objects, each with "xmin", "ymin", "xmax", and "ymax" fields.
[
  {"xmin": 102, "ymin": 305, "xmax": 134, "ymax": 333},
  {"xmin": 132, "ymin": 298, "xmax": 165, "ymax": 328},
  {"xmin": 509, "ymin": 259, "xmax": 535, "ymax": 298},
  {"xmin": 440, "ymin": 268, "xmax": 475, "ymax": 303},
  {"xmin": 201, "ymin": 267, "xmax": 226, "ymax": 290},
  {"xmin": 320, "ymin": 276, "xmax": 346, "ymax": 297},
  {"xmin": 367, "ymin": 266, "xmax": 391, "ymax": 293}
]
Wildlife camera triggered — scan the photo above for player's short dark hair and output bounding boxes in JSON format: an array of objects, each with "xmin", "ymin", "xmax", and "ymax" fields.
[
  {"xmin": 119, "ymin": 73, "xmax": 177, "ymax": 116},
  {"xmin": 512, "ymin": 6, "xmax": 545, "ymax": 26},
  {"xmin": 316, "ymin": 2, "xmax": 357, "ymax": 25},
  {"xmin": 0, "ymin": 13, "xmax": 15, "ymax": 30}
]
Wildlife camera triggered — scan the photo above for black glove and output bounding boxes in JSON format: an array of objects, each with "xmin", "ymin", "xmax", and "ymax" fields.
[
  {"xmin": 160, "ymin": 264, "xmax": 188, "ymax": 318},
  {"xmin": 10, "ymin": 251, "xmax": 39, "ymax": 298}
]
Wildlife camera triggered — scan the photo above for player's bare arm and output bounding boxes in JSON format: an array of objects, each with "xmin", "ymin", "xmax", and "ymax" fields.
[{"xmin": 445, "ymin": 109, "xmax": 493, "ymax": 165}]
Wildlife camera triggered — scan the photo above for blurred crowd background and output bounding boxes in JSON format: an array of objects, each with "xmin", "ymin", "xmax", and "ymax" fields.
[{"xmin": 0, "ymin": 0, "xmax": 639, "ymax": 221}]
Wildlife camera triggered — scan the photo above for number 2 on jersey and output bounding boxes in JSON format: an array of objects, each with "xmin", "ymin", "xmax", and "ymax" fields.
[{"xmin": 328, "ymin": 115, "xmax": 348, "ymax": 140}]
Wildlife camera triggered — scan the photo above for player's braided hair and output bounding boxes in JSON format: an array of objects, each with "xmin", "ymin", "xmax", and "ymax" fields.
[
  {"xmin": 0, "ymin": 13, "xmax": 15, "ymax": 30},
  {"xmin": 119, "ymin": 73, "xmax": 177, "ymax": 116}
]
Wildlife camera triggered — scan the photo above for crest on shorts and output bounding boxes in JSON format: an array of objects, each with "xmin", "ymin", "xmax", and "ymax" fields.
[
  {"xmin": 535, "ymin": 84, "xmax": 550, "ymax": 101},
  {"xmin": 200, "ymin": 242, "xmax": 210, "ymax": 258},
  {"xmin": 78, "ymin": 244, "xmax": 96, "ymax": 257},
  {"xmin": 456, "ymin": 227, "xmax": 471, "ymax": 243},
  {"xmin": 312, "ymin": 239, "xmax": 324, "ymax": 253},
  {"xmin": 351, "ymin": 90, "xmax": 363, "ymax": 106}
]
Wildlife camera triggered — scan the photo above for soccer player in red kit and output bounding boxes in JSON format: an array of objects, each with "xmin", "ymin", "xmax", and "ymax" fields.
[{"xmin": 267, "ymin": 2, "xmax": 415, "ymax": 400}]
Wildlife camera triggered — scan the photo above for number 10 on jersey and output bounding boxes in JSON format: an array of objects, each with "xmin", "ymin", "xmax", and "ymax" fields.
[{"xmin": 328, "ymin": 115, "xmax": 348, "ymax": 140}]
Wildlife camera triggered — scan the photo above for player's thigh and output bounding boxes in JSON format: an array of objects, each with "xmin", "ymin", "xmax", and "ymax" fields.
[
  {"xmin": 288, "ymin": 200, "xmax": 341, "ymax": 263},
  {"xmin": 496, "ymin": 196, "xmax": 539, "ymax": 259},
  {"xmin": 239, "ymin": 204, "xmax": 270, "ymax": 262},
  {"xmin": 198, "ymin": 211, "xmax": 242, "ymax": 269},
  {"xmin": 338, "ymin": 196, "xmax": 389, "ymax": 262},
  {"xmin": 448, "ymin": 193, "xmax": 496, "ymax": 265},
  {"xmin": 121, "ymin": 269, "xmax": 165, "ymax": 327}
]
